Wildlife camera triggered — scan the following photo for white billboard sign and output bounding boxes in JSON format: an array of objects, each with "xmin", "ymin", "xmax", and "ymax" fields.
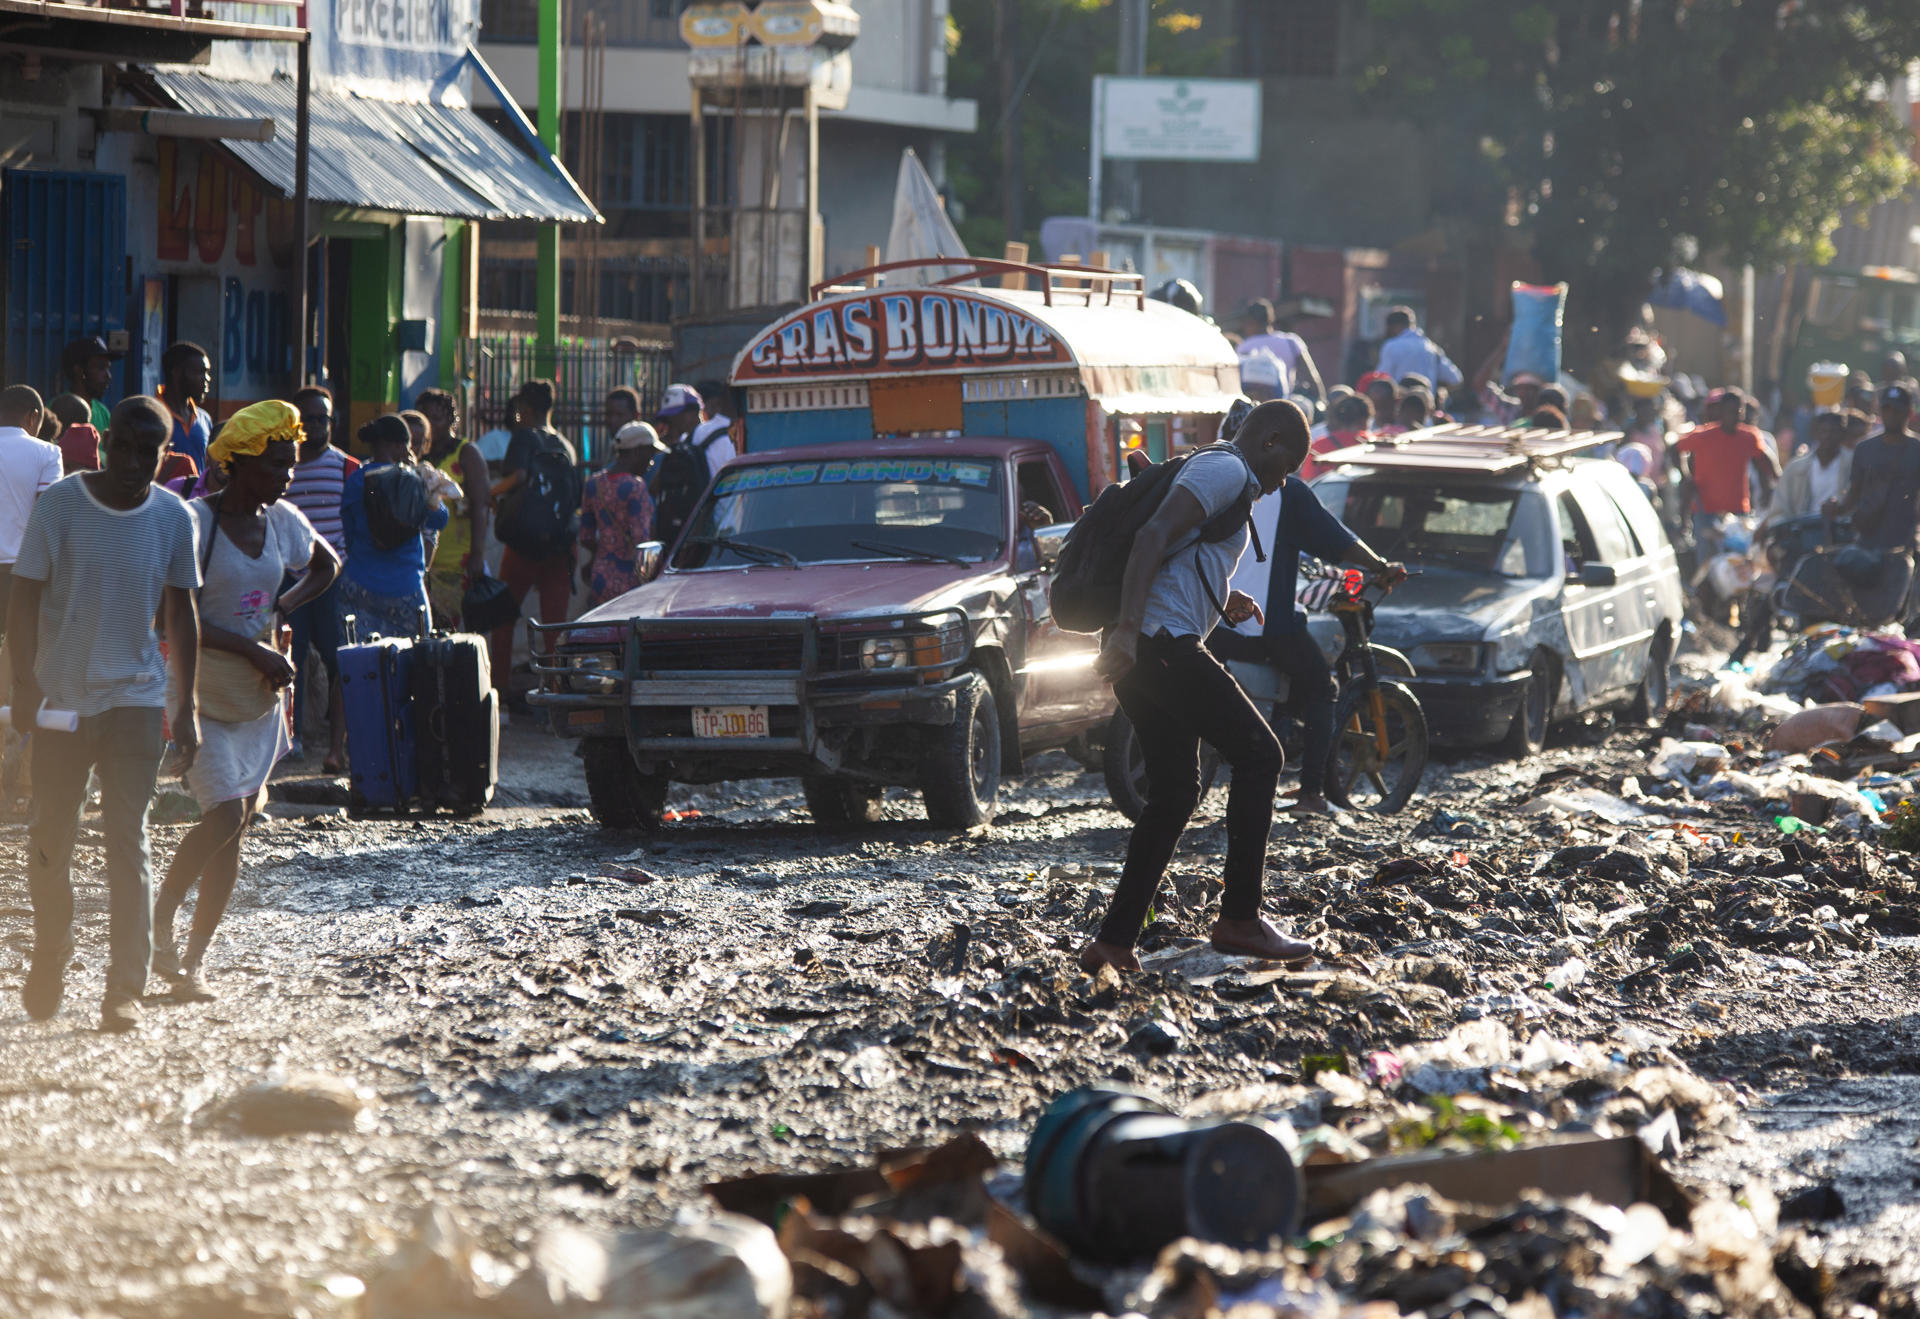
[{"xmin": 1097, "ymin": 76, "xmax": 1262, "ymax": 162}]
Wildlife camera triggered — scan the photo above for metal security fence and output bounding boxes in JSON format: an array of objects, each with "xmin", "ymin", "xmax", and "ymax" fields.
[{"xmin": 458, "ymin": 335, "xmax": 674, "ymax": 465}]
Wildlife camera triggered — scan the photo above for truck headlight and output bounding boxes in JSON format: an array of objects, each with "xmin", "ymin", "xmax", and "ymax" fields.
[
  {"xmin": 1412, "ymin": 642, "xmax": 1486, "ymax": 674},
  {"xmin": 567, "ymin": 651, "xmax": 622, "ymax": 694},
  {"xmin": 859, "ymin": 619, "xmax": 968, "ymax": 672},
  {"xmin": 861, "ymin": 636, "xmax": 908, "ymax": 670}
]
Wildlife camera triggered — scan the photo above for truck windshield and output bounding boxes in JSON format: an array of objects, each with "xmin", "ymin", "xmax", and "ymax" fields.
[
  {"xmin": 1316, "ymin": 478, "xmax": 1556, "ymax": 578},
  {"xmin": 673, "ymin": 456, "xmax": 1008, "ymax": 568}
]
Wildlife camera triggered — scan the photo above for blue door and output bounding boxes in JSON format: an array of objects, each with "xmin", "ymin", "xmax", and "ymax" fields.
[{"xmin": 4, "ymin": 169, "xmax": 128, "ymax": 401}]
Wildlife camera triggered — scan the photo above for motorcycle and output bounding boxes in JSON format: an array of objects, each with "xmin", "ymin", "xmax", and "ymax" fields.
[
  {"xmin": 1769, "ymin": 514, "xmax": 1917, "ymax": 630},
  {"xmin": 1103, "ymin": 567, "xmax": 1430, "ymax": 818}
]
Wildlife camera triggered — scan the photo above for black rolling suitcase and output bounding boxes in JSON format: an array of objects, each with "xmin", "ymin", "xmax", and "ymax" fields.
[{"xmin": 411, "ymin": 631, "xmax": 499, "ymax": 813}]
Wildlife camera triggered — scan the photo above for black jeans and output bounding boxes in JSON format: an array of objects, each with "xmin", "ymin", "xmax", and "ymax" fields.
[
  {"xmin": 1098, "ymin": 632, "xmax": 1283, "ymax": 948},
  {"xmin": 1269, "ymin": 627, "xmax": 1335, "ymax": 797}
]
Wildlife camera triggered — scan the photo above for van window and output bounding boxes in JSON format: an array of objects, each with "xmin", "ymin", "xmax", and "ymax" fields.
[{"xmin": 1571, "ymin": 487, "xmax": 1637, "ymax": 563}]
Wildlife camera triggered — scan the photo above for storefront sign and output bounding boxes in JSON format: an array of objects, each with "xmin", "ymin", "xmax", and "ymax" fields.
[
  {"xmin": 1098, "ymin": 76, "xmax": 1262, "ymax": 162},
  {"xmin": 735, "ymin": 290, "xmax": 1075, "ymax": 383}
]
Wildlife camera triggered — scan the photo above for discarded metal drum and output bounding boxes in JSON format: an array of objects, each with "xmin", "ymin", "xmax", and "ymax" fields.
[{"xmin": 1024, "ymin": 1085, "xmax": 1301, "ymax": 1262}]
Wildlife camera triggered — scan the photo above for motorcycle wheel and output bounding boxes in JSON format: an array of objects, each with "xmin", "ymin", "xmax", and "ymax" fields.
[
  {"xmin": 1102, "ymin": 707, "xmax": 1223, "ymax": 823},
  {"xmin": 1327, "ymin": 681, "xmax": 1428, "ymax": 814}
]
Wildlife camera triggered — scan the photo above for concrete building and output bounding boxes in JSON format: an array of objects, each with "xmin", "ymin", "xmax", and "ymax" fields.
[
  {"xmin": 472, "ymin": 0, "xmax": 977, "ymax": 327},
  {"xmin": 0, "ymin": 0, "xmax": 593, "ymax": 438}
]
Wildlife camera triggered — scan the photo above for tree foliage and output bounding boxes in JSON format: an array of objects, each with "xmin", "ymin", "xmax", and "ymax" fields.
[
  {"xmin": 1365, "ymin": 0, "xmax": 1920, "ymax": 339},
  {"xmin": 944, "ymin": 0, "xmax": 1229, "ymax": 257}
]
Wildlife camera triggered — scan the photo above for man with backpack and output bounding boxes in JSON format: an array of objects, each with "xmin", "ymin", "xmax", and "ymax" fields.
[
  {"xmin": 1080, "ymin": 400, "xmax": 1321, "ymax": 976},
  {"xmin": 338, "ymin": 415, "xmax": 446, "ymax": 642},
  {"xmin": 649, "ymin": 383, "xmax": 727, "ymax": 550},
  {"xmin": 489, "ymin": 379, "xmax": 581, "ymax": 709}
]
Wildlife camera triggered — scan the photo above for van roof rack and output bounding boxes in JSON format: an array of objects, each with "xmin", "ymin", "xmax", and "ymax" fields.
[{"xmin": 1318, "ymin": 423, "xmax": 1623, "ymax": 475}]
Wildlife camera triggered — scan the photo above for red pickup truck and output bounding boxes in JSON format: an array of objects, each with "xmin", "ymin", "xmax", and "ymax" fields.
[{"xmin": 532, "ymin": 437, "xmax": 1113, "ymax": 828}]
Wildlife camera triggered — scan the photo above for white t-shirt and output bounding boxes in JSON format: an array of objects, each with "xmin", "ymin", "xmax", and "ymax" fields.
[
  {"xmin": 1239, "ymin": 331, "xmax": 1310, "ymax": 387},
  {"xmin": 0, "ymin": 426, "xmax": 64, "ymax": 565},
  {"xmin": 692, "ymin": 414, "xmax": 736, "ymax": 477},
  {"xmin": 1139, "ymin": 449, "xmax": 1258, "ymax": 639},
  {"xmin": 1806, "ymin": 453, "xmax": 1847, "ymax": 512}
]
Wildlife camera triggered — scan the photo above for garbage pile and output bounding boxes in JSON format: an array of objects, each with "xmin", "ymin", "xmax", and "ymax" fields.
[{"xmin": 1760, "ymin": 628, "xmax": 1920, "ymax": 707}]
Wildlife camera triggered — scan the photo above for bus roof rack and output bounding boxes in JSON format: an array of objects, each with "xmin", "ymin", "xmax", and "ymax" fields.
[
  {"xmin": 1318, "ymin": 423, "xmax": 1623, "ymax": 474},
  {"xmin": 809, "ymin": 257, "xmax": 1147, "ymax": 309}
]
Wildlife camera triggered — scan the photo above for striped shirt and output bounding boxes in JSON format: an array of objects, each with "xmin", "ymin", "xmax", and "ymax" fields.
[
  {"xmin": 286, "ymin": 445, "xmax": 358, "ymax": 554},
  {"xmin": 12, "ymin": 475, "xmax": 199, "ymax": 716}
]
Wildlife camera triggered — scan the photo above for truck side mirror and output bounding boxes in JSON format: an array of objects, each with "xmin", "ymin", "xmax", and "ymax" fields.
[
  {"xmin": 1032, "ymin": 522, "xmax": 1071, "ymax": 569},
  {"xmin": 636, "ymin": 540, "xmax": 665, "ymax": 583}
]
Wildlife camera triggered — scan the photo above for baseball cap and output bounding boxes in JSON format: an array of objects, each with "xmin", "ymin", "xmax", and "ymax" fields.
[
  {"xmin": 654, "ymin": 383, "xmax": 703, "ymax": 419},
  {"xmin": 1882, "ymin": 383, "xmax": 1914, "ymax": 408},
  {"xmin": 60, "ymin": 334, "xmax": 120, "ymax": 372},
  {"xmin": 613, "ymin": 420, "xmax": 663, "ymax": 452}
]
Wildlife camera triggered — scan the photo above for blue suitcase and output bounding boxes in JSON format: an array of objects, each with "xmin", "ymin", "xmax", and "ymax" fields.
[{"xmin": 339, "ymin": 617, "xmax": 419, "ymax": 815}]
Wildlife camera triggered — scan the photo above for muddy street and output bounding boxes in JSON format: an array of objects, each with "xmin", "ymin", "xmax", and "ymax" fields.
[{"xmin": 0, "ymin": 664, "xmax": 1918, "ymax": 1318}]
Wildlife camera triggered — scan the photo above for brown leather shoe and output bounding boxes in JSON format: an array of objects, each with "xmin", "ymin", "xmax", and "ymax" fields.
[
  {"xmin": 1078, "ymin": 940, "xmax": 1142, "ymax": 975},
  {"xmin": 1210, "ymin": 917, "xmax": 1315, "ymax": 965}
]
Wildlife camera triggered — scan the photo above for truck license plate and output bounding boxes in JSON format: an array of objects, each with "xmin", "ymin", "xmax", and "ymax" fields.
[{"xmin": 692, "ymin": 705, "xmax": 769, "ymax": 738}]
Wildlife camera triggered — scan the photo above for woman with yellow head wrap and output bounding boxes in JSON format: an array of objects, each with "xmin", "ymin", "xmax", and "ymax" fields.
[{"xmin": 152, "ymin": 397, "xmax": 341, "ymax": 1001}]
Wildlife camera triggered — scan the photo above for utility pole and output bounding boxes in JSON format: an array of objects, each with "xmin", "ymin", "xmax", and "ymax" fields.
[
  {"xmin": 1108, "ymin": 0, "xmax": 1147, "ymax": 222},
  {"xmin": 536, "ymin": 0, "xmax": 561, "ymax": 371}
]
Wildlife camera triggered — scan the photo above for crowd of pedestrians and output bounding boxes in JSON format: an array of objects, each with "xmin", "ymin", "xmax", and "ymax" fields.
[{"xmin": 0, "ymin": 337, "xmax": 729, "ymax": 1030}]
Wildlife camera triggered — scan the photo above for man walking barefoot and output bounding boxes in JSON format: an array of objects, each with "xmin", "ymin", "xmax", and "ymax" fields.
[
  {"xmin": 1082, "ymin": 400, "xmax": 1319, "ymax": 975},
  {"xmin": 9, "ymin": 397, "xmax": 200, "ymax": 1031}
]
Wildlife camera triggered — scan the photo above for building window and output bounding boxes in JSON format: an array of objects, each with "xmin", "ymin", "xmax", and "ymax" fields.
[
  {"xmin": 598, "ymin": 114, "xmax": 733, "ymax": 211},
  {"xmin": 480, "ymin": 0, "xmax": 687, "ymax": 46},
  {"xmin": 479, "ymin": 256, "xmax": 694, "ymax": 325},
  {"xmin": 1239, "ymin": 0, "xmax": 1339, "ymax": 78}
]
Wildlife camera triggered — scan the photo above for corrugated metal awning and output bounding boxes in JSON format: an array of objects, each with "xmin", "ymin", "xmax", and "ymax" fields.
[{"xmin": 146, "ymin": 69, "xmax": 597, "ymax": 225}]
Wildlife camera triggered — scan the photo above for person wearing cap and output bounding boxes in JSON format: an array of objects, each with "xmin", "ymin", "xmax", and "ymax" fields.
[
  {"xmin": 1375, "ymin": 307, "xmax": 1462, "ymax": 391},
  {"xmin": 579, "ymin": 422, "xmax": 663, "ymax": 607},
  {"xmin": 656, "ymin": 381, "xmax": 732, "ymax": 485},
  {"xmin": 1675, "ymin": 388, "xmax": 1778, "ymax": 543},
  {"xmin": 1236, "ymin": 299, "xmax": 1324, "ymax": 402},
  {"xmin": 44, "ymin": 394, "xmax": 100, "ymax": 475},
  {"xmin": 158, "ymin": 342, "xmax": 213, "ymax": 475},
  {"xmin": 58, "ymin": 335, "xmax": 120, "ymax": 437},
  {"xmin": 1827, "ymin": 383, "xmax": 1920, "ymax": 551},
  {"xmin": 1506, "ymin": 371, "xmax": 1545, "ymax": 420}
]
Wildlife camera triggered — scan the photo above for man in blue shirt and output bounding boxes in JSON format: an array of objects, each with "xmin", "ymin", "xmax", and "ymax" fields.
[
  {"xmin": 1217, "ymin": 470, "xmax": 1403, "ymax": 816},
  {"xmin": 159, "ymin": 341, "xmax": 213, "ymax": 475},
  {"xmin": 1375, "ymin": 307, "xmax": 1462, "ymax": 392},
  {"xmin": 337, "ymin": 414, "xmax": 448, "ymax": 641}
]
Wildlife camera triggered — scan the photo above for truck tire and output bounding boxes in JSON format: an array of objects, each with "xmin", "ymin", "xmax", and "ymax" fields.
[
  {"xmin": 1102, "ymin": 706, "xmax": 1222, "ymax": 823},
  {"xmin": 803, "ymin": 776, "xmax": 884, "ymax": 827},
  {"xmin": 920, "ymin": 674, "xmax": 1001, "ymax": 828},
  {"xmin": 583, "ymin": 739, "xmax": 669, "ymax": 830}
]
